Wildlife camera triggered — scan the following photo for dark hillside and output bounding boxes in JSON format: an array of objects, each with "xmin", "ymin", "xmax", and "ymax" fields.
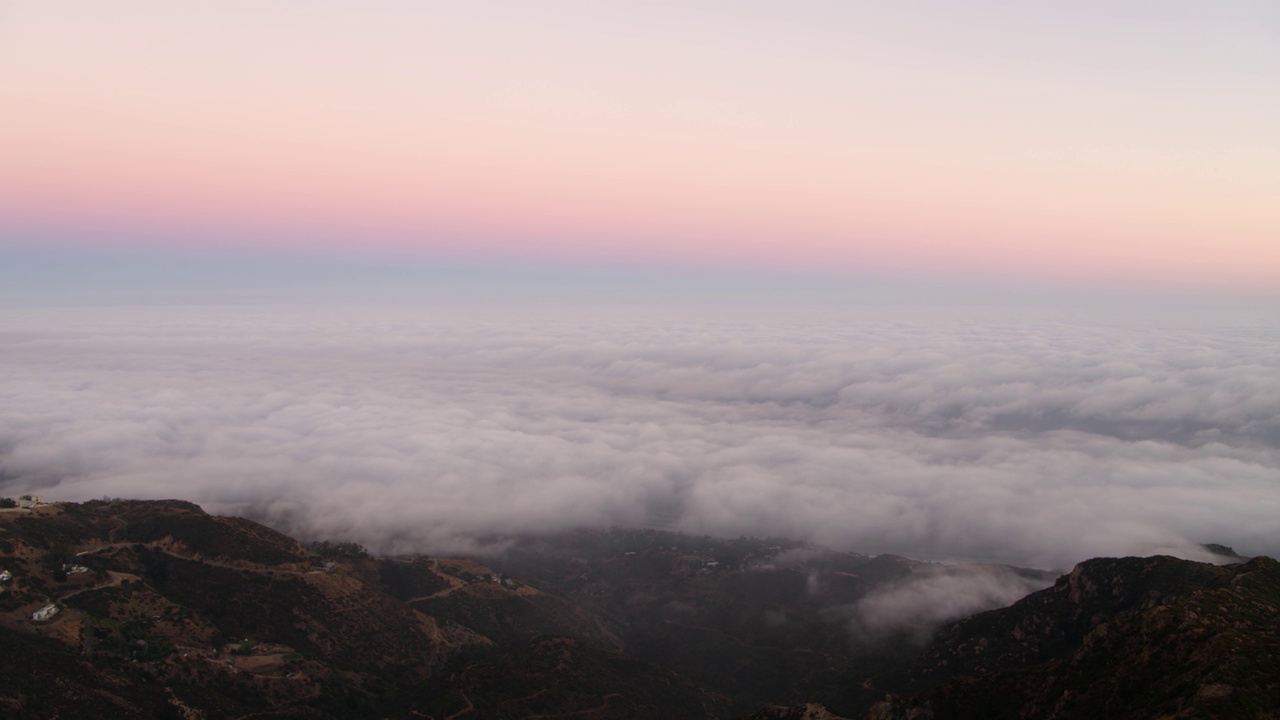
[
  {"xmin": 889, "ymin": 555, "xmax": 1238, "ymax": 692},
  {"xmin": 867, "ymin": 557, "xmax": 1280, "ymax": 720},
  {"xmin": 5, "ymin": 500, "xmax": 1273, "ymax": 720},
  {"xmin": 384, "ymin": 636, "xmax": 730, "ymax": 719}
]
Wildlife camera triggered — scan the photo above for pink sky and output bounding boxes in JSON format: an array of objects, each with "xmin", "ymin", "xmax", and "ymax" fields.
[{"xmin": 1, "ymin": 1, "xmax": 1277, "ymax": 291}]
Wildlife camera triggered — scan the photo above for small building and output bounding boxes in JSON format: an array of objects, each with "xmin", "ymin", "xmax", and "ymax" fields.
[
  {"xmin": 32, "ymin": 604, "xmax": 59, "ymax": 621},
  {"xmin": 0, "ymin": 570, "xmax": 11, "ymax": 582},
  {"xmin": 16, "ymin": 494, "xmax": 44, "ymax": 508}
]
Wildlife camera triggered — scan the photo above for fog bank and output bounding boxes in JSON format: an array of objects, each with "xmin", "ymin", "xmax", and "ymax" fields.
[{"xmin": 1, "ymin": 304, "xmax": 1277, "ymax": 568}]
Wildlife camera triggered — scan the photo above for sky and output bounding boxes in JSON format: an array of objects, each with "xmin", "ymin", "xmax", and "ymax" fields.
[
  {"xmin": 0, "ymin": 4, "xmax": 1277, "ymax": 576},
  {"xmin": 1, "ymin": 0, "xmax": 1278, "ymax": 302}
]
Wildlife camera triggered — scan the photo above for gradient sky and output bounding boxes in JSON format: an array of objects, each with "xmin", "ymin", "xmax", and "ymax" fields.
[{"xmin": 1, "ymin": 1, "xmax": 1277, "ymax": 302}]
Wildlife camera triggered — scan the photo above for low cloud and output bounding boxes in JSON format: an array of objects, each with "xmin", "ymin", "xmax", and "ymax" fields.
[
  {"xmin": 850, "ymin": 565, "xmax": 1053, "ymax": 643},
  {"xmin": 1, "ymin": 304, "xmax": 1277, "ymax": 568}
]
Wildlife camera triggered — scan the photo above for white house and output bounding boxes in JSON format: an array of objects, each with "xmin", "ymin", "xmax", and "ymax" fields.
[
  {"xmin": 0, "ymin": 570, "xmax": 11, "ymax": 583},
  {"xmin": 32, "ymin": 604, "xmax": 59, "ymax": 621}
]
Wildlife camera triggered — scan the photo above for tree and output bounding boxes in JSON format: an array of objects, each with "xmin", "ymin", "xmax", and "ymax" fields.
[{"xmin": 308, "ymin": 540, "xmax": 369, "ymax": 559}]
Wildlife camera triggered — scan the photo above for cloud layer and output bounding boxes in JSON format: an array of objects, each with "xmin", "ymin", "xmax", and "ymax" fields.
[{"xmin": 1, "ymin": 304, "xmax": 1277, "ymax": 568}]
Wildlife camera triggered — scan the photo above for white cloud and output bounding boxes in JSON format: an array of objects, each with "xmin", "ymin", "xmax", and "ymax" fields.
[
  {"xmin": 849, "ymin": 565, "xmax": 1054, "ymax": 643},
  {"xmin": 1, "ymin": 304, "xmax": 1277, "ymax": 567}
]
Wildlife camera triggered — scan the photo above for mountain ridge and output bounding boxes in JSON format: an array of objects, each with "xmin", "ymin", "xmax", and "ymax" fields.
[{"xmin": 1, "ymin": 499, "xmax": 1274, "ymax": 719}]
